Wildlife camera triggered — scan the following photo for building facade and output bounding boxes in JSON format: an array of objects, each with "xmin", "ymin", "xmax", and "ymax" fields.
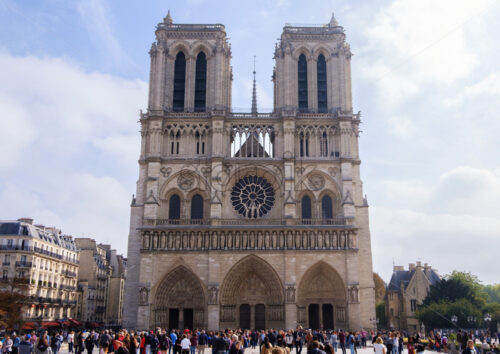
[
  {"xmin": 75, "ymin": 238, "xmax": 111, "ymax": 324},
  {"xmin": 105, "ymin": 249, "xmax": 127, "ymax": 327},
  {"xmin": 385, "ymin": 262, "xmax": 440, "ymax": 332},
  {"xmin": 0, "ymin": 218, "xmax": 79, "ymax": 321},
  {"xmin": 123, "ymin": 12, "xmax": 376, "ymax": 331}
]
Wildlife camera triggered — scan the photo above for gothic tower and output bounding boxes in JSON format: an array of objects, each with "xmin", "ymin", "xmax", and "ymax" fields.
[{"xmin": 123, "ymin": 12, "xmax": 376, "ymax": 331}]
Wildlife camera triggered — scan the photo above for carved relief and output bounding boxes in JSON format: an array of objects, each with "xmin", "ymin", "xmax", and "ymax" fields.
[
  {"xmin": 139, "ymin": 287, "xmax": 149, "ymax": 305},
  {"xmin": 307, "ymin": 174, "xmax": 325, "ymax": 191},
  {"xmin": 208, "ymin": 285, "xmax": 219, "ymax": 305},
  {"xmin": 177, "ymin": 173, "xmax": 195, "ymax": 191},
  {"xmin": 160, "ymin": 167, "xmax": 172, "ymax": 178},
  {"xmin": 285, "ymin": 285, "xmax": 296, "ymax": 303}
]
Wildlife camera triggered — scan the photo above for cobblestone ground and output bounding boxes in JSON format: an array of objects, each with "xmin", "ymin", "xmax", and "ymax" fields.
[{"xmin": 57, "ymin": 344, "xmax": 436, "ymax": 354}]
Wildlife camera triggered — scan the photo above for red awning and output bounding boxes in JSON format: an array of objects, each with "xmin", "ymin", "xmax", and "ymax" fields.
[
  {"xmin": 69, "ymin": 318, "xmax": 82, "ymax": 326},
  {"xmin": 22, "ymin": 322, "xmax": 36, "ymax": 330},
  {"xmin": 41, "ymin": 321, "xmax": 61, "ymax": 328},
  {"xmin": 90, "ymin": 322, "xmax": 100, "ymax": 328}
]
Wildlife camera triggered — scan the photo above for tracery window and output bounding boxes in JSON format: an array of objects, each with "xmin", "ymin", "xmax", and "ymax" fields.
[
  {"xmin": 194, "ymin": 52, "xmax": 207, "ymax": 112},
  {"xmin": 169, "ymin": 194, "xmax": 181, "ymax": 220},
  {"xmin": 173, "ymin": 52, "xmax": 186, "ymax": 112},
  {"xmin": 301, "ymin": 196, "xmax": 312, "ymax": 219},
  {"xmin": 231, "ymin": 176, "xmax": 275, "ymax": 218},
  {"xmin": 321, "ymin": 195, "xmax": 333, "ymax": 219},
  {"xmin": 320, "ymin": 132, "xmax": 328, "ymax": 157},
  {"xmin": 191, "ymin": 194, "xmax": 203, "ymax": 220},
  {"xmin": 317, "ymin": 54, "xmax": 327, "ymax": 112},
  {"xmin": 298, "ymin": 54, "xmax": 308, "ymax": 112}
]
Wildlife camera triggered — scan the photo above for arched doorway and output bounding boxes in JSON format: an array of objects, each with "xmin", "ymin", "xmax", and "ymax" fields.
[
  {"xmin": 297, "ymin": 262, "xmax": 347, "ymax": 330},
  {"xmin": 153, "ymin": 266, "xmax": 206, "ymax": 330},
  {"xmin": 219, "ymin": 255, "xmax": 284, "ymax": 330}
]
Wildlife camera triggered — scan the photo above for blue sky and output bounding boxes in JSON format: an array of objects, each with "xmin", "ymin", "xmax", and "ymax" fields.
[{"xmin": 1, "ymin": 0, "xmax": 500, "ymax": 284}]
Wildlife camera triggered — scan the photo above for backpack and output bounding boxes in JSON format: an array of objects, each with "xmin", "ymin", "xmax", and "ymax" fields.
[{"xmin": 37, "ymin": 338, "xmax": 48, "ymax": 352}]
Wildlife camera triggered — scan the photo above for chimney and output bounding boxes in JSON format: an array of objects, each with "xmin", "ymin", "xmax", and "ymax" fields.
[
  {"xmin": 18, "ymin": 218, "xmax": 34, "ymax": 225},
  {"xmin": 394, "ymin": 265, "xmax": 404, "ymax": 271},
  {"xmin": 416, "ymin": 261, "xmax": 422, "ymax": 268},
  {"xmin": 409, "ymin": 263, "xmax": 415, "ymax": 271}
]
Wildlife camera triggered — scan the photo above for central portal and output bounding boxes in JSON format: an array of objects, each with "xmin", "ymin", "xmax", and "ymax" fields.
[{"xmin": 219, "ymin": 255, "xmax": 284, "ymax": 329}]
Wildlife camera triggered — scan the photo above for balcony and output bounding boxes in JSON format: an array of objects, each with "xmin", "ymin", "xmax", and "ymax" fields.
[
  {"xmin": 60, "ymin": 285, "xmax": 76, "ymax": 291},
  {"xmin": 62, "ymin": 270, "xmax": 77, "ymax": 278},
  {"xmin": 13, "ymin": 277, "xmax": 30, "ymax": 284},
  {"xmin": 96, "ymin": 306, "xmax": 106, "ymax": 313},
  {"xmin": 1, "ymin": 262, "xmax": 10, "ymax": 266},
  {"xmin": 0, "ymin": 245, "xmax": 33, "ymax": 251},
  {"xmin": 15, "ymin": 261, "xmax": 33, "ymax": 268}
]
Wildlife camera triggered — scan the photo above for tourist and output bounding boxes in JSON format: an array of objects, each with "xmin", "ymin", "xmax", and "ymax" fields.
[
  {"xmin": 68, "ymin": 331, "xmax": 75, "ymax": 353},
  {"xmin": 374, "ymin": 337, "xmax": 386, "ymax": 354},
  {"xmin": 3, "ymin": 335, "xmax": 13, "ymax": 354},
  {"xmin": 329, "ymin": 331, "xmax": 338, "ymax": 353},
  {"xmin": 35, "ymin": 332, "xmax": 50, "ymax": 354},
  {"xmin": 261, "ymin": 337, "xmax": 273, "ymax": 354},
  {"xmin": 189, "ymin": 333, "xmax": 198, "ymax": 354},
  {"xmin": 465, "ymin": 340, "xmax": 479, "ymax": 354},
  {"xmin": 18, "ymin": 335, "xmax": 33, "ymax": 354},
  {"xmin": 50, "ymin": 332, "xmax": 63, "ymax": 354},
  {"xmin": 198, "ymin": 331, "xmax": 208, "ymax": 354},
  {"xmin": 338, "ymin": 331, "xmax": 346, "ymax": 354}
]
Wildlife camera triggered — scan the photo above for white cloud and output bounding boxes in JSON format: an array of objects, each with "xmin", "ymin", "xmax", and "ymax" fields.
[
  {"xmin": 372, "ymin": 165, "xmax": 500, "ymax": 284},
  {"xmin": 372, "ymin": 206, "xmax": 500, "ymax": 284},
  {"xmin": 77, "ymin": 0, "xmax": 130, "ymax": 66},
  {"xmin": 0, "ymin": 52, "xmax": 147, "ymax": 255},
  {"xmin": 360, "ymin": 0, "xmax": 493, "ymax": 106}
]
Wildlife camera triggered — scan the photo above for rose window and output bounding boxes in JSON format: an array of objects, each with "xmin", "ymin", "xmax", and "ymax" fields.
[{"xmin": 231, "ymin": 175, "xmax": 275, "ymax": 218}]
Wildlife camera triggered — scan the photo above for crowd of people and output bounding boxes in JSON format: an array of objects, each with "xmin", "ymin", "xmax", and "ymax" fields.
[{"xmin": 0, "ymin": 327, "xmax": 499, "ymax": 354}]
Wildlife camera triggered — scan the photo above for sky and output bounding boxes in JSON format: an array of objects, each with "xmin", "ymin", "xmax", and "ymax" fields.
[{"xmin": 1, "ymin": 0, "xmax": 500, "ymax": 285}]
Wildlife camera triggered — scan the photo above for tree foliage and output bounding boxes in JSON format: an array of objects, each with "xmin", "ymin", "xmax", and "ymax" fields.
[
  {"xmin": 0, "ymin": 278, "xmax": 29, "ymax": 330},
  {"xmin": 417, "ymin": 271, "xmax": 497, "ymax": 329},
  {"xmin": 373, "ymin": 272, "xmax": 386, "ymax": 303},
  {"xmin": 376, "ymin": 301, "xmax": 387, "ymax": 327},
  {"xmin": 423, "ymin": 271, "xmax": 486, "ymax": 308}
]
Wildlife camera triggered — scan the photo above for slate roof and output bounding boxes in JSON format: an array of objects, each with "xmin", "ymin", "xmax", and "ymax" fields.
[{"xmin": 387, "ymin": 268, "xmax": 440, "ymax": 291}]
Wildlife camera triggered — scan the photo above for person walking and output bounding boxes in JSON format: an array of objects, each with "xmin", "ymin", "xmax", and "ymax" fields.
[{"xmin": 373, "ymin": 338, "xmax": 386, "ymax": 354}]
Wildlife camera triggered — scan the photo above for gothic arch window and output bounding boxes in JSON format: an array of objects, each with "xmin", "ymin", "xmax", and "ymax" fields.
[
  {"xmin": 169, "ymin": 194, "xmax": 181, "ymax": 220},
  {"xmin": 317, "ymin": 54, "xmax": 327, "ymax": 112},
  {"xmin": 320, "ymin": 131, "xmax": 328, "ymax": 157},
  {"xmin": 173, "ymin": 52, "xmax": 186, "ymax": 112},
  {"xmin": 175, "ymin": 131, "xmax": 180, "ymax": 154},
  {"xmin": 321, "ymin": 195, "xmax": 333, "ymax": 219},
  {"xmin": 195, "ymin": 131, "xmax": 201, "ymax": 154},
  {"xmin": 299, "ymin": 132, "xmax": 304, "ymax": 157},
  {"xmin": 301, "ymin": 195, "xmax": 312, "ymax": 220},
  {"xmin": 191, "ymin": 194, "xmax": 204, "ymax": 220},
  {"xmin": 194, "ymin": 52, "xmax": 207, "ymax": 112},
  {"xmin": 298, "ymin": 54, "xmax": 308, "ymax": 112}
]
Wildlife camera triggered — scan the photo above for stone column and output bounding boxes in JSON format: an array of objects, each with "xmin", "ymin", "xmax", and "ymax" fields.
[
  {"xmin": 185, "ymin": 56, "xmax": 195, "ymax": 111},
  {"xmin": 250, "ymin": 305, "xmax": 255, "ymax": 330}
]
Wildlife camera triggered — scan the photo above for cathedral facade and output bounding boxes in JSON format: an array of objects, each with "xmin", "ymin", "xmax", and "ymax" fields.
[{"xmin": 123, "ymin": 12, "xmax": 376, "ymax": 331}]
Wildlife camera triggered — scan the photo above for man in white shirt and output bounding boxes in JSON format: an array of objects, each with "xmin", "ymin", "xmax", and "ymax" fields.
[{"xmin": 181, "ymin": 335, "xmax": 191, "ymax": 354}]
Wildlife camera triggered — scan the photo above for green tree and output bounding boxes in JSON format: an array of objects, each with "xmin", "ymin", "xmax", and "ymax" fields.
[
  {"xmin": 373, "ymin": 272, "xmax": 386, "ymax": 303},
  {"xmin": 484, "ymin": 284, "xmax": 500, "ymax": 304},
  {"xmin": 376, "ymin": 301, "xmax": 387, "ymax": 328},
  {"xmin": 423, "ymin": 271, "xmax": 486, "ymax": 308},
  {"xmin": 0, "ymin": 277, "xmax": 29, "ymax": 330},
  {"xmin": 416, "ymin": 298, "xmax": 482, "ymax": 329}
]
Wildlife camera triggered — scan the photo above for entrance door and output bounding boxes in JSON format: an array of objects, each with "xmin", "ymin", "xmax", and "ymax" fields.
[
  {"xmin": 255, "ymin": 304, "xmax": 266, "ymax": 330},
  {"xmin": 169, "ymin": 308, "xmax": 179, "ymax": 330},
  {"xmin": 240, "ymin": 304, "xmax": 251, "ymax": 329},
  {"xmin": 322, "ymin": 304, "xmax": 334, "ymax": 329},
  {"xmin": 184, "ymin": 308, "xmax": 193, "ymax": 330},
  {"xmin": 308, "ymin": 304, "xmax": 320, "ymax": 329}
]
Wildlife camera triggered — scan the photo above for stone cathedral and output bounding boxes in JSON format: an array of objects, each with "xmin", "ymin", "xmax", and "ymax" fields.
[{"xmin": 123, "ymin": 11, "xmax": 376, "ymax": 331}]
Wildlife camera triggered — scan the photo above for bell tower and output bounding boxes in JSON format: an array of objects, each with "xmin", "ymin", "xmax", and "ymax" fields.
[
  {"xmin": 147, "ymin": 10, "xmax": 232, "ymax": 113},
  {"xmin": 273, "ymin": 13, "xmax": 352, "ymax": 113}
]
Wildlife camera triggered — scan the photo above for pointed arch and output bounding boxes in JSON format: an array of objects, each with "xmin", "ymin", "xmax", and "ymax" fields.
[
  {"xmin": 219, "ymin": 254, "xmax": 284, "ymax": 305},
  {"xmin": 297, "ymin": 261, "xmax": 346, "ymax": 304},
  {"xmin": 194, "ymin": 51, "xmax": 207, "ymax": 112},
  {"xmin": 298, "ymin": 53, "xmax": 308, "ymax": 112},
  {"xmin": 153, "ymin": 265, "xmax": 206, "ymax": 329},
  {"xmin": 173, "ymin": 51, "xmax": 186, "ymax": 112},
  {"xmin": 317, "ymin": 53, "xmax": 328, "ymax": 112}
]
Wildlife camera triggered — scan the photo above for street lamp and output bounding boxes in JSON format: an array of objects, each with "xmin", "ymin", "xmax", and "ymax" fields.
[
  {"xmin": 484, "ymin": 313, "xmax": 492, "ymax": 323},
  {"xmin": 467, "ymin": 316, "xmax": 476, "ymax": 325},
  {"xmin": 451, "ymin": 315, "xmax": 458, "ymax": 325}
]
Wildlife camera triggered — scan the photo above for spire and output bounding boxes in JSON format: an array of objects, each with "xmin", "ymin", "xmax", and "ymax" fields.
[
  {"xmin": 329, "ymin": 12, "xmax": 339, "ymax": 27},
  {"xmin": 251, "ymin": 56, "xmax": 257, "ymax": 115},
  {"xmin": 164, "ymin": 10, "xmax": 173, "ymax": 25}
]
